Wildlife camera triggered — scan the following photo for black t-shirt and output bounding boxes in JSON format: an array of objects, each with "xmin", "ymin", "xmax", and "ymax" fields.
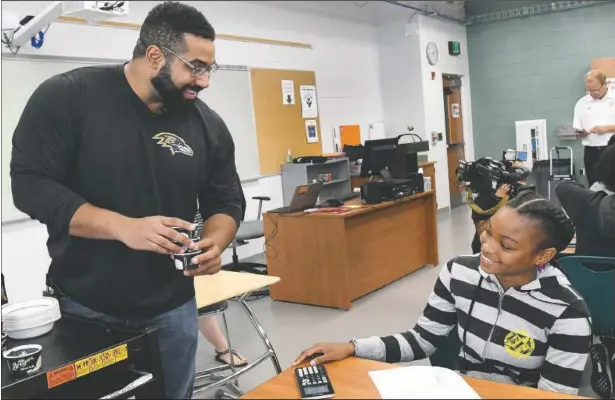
[
  {"xmin": 555, "ymin": 182, "xmax": 615, "ymax": 258},
  {"xmin": 10, "ymin": 65, "xmax": 242, "ymax": 318}
]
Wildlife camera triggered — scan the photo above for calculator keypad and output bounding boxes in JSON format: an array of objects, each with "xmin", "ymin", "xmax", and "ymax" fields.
[{"xmin": 298, "ymin": 366, "xmax": 329, "ymax": 386}]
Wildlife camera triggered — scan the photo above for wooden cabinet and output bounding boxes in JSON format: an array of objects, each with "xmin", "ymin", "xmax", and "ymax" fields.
[{"xmin": 264, "ymin": 192, "xmax": 439, "ymax": 309}]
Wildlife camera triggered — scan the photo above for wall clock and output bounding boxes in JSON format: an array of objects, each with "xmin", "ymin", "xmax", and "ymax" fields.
[{"xmin": 426, "ymin": 42, "xmax": 439, "ymax": 66}]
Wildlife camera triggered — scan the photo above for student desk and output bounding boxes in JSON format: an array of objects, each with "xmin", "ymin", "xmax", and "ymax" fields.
[
  {"xmin": 192, "ymin": 271, "xmax": 282, "ymax": 397},
  {"xmin": 241, "ymin": 357, "xmax": 588, "ymax": 399},
  {"xmin": 263, "ymin": 190, "xmax": 439, "ymax": 310}
]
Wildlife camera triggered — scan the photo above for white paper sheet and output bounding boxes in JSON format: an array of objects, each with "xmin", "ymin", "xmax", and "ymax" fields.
[
  {"xmin": 300, "ymin": 85, "xmax": 318, "ymax": 118},
  {"xmin": 368, "ymin": 366, "xmax": 482, "ymax": 399},
  {"xmin": 452, "ymin": 103, "xmax": 460, "ymax": 118},
  {"xmin": 281, "ymin": 80, "xmax": 295, "ymax": 105}
]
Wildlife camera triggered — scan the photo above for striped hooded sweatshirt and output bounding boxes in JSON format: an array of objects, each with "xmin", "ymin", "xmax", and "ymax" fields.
[{"xmin": 353, "ymin": 255, "xmax": 592, "ymax": 395}]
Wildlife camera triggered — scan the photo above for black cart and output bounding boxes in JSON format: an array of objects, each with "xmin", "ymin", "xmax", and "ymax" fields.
[
  {"xmin": 2, "ymin": 315, "xmax": 165, "ymax": 399},
  {"xmin": 531, "ymin": 146, "xmax": 575, "ymax": 206}
]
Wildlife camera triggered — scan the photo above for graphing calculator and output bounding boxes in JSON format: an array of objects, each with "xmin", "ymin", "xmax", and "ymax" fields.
[{"xmin": 295, "ymin": 364, "xmax": 335, "ymax": 399}]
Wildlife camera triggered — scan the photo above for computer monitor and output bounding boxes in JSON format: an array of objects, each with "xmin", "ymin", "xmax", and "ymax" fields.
[
  {"xmin": 389, "ymin": 143, "xmax": 419, "ymax": 177},
  {"xmin": 360, "ymin": 145, "xmax": 396, "ymax": 177},
  {"xmin": 364, "ymin": 138, "xmax": 399, "ymax": 148},
  {"xmin": 342, "ymin": 145, "xmax": 365, "ymax": 162}
]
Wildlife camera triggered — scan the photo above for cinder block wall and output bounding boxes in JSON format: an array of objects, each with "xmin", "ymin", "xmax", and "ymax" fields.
[{"xmin": 468, "ymin": 2, "xmax": 615, "ymax": 178}]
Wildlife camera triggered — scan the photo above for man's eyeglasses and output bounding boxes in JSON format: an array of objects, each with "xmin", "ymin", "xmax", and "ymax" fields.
[
  {"xmin": 587, "ymin": 83, "xmax": 604, "ymax": 95},
  {"xmin": 161, "ymin": 46, "xmax": 218, "ymax": 77}
]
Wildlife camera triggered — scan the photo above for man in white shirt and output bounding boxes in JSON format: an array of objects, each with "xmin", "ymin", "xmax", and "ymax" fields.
[{"xmin": 573, "ymin": 69, "xmax": 615, "ymax": 187}]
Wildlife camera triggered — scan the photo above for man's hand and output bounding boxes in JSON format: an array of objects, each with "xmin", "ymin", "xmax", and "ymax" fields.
[
  {"xmin": 495, "ymin": 184, "xmax": 511, "ymax": 198},
  {"xmin": 589, "ymin": 126, "xmax": 612, "ymax": 135},
  {"xmin": 117, "ymin": 216, "xmax": 196, "ymax": 255},
  {"xmin": 576, "ymin": 128, "xmax": 589, "ymax": 137},
  {"xmin": 183, "ymin": 238, "xmax": 222, "ymax": 277}
]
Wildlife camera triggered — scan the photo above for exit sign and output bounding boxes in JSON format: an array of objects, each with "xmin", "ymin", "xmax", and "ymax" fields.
[{"xmin": 448, "ymin": 41, "xmax": 461, "ymax": 56}]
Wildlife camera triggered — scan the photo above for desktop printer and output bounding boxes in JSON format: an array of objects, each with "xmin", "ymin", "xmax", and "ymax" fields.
[{"xmin": 360, "ymin": 172, "xmax": 424, "ymax": 204}]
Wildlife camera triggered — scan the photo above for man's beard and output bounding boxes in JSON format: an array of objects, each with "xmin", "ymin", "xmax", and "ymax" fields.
[{"xmin": 150, "ymin": 64, "xmax": 201, "ymax": 112}]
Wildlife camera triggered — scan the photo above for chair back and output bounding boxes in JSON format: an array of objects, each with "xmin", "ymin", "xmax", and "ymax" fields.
[
  {"xmin": 236, "ymin": 173, "xmax": 247, "ymax": 221},
  {"xmin": 557, "ymin": 256, "xmax": 615, "ymax": 338}
]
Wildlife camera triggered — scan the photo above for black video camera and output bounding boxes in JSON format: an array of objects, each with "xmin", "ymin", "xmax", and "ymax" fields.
[{"xmin": 456, "ymin": 157, "xmax": 533, "ymax": 199}]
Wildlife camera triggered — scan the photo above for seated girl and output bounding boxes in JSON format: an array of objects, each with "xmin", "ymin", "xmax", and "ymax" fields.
[{"xmin": 294, "ymin": 191, "xmax": 591, "ymax": 395}]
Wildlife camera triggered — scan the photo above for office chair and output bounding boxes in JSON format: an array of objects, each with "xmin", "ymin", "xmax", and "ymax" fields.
[
  {"xmin": 558, "ymin": 256, "xmax": 615, "ymax": 339},
  {"xmin": 222, "ymin": 178, "xmax": 271, "ymax": 297},
  {"xmin": 558, "ymin": 256, "xmax": 615, "ymax": 399}
]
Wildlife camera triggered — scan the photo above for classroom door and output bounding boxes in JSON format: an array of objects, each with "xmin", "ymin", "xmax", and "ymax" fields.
[{"xmin": 443, "ymin": 75, "xmax": 465, "ymax": 209}]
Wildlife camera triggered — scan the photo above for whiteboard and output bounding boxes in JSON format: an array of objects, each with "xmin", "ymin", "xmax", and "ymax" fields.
[
  {"xmin": 1, "ymin": 55, "xmax": 260, "ymax": 224},
  {"xmin": 197, "ymin": 67, "xmax": 261, "ymax": 182}
]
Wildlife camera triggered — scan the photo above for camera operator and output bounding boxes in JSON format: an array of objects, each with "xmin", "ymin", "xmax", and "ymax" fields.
[
  {"xmin": 457, "ymin": 156, "xmax": 530, "ymax": 254},
  {"xmin": 470, "ymin": 184, "xmax": 511, "ymax": 253}
]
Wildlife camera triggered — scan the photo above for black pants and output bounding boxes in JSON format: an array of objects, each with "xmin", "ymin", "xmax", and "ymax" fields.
[{"xmin": 584, "ymin": 145, "xmax": 606, "ymax": 187}]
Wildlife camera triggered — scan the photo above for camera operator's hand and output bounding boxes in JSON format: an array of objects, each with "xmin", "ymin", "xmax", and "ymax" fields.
[{"xmin": 495, "ymin": 184, "xmax": 511, "ymax": 199}]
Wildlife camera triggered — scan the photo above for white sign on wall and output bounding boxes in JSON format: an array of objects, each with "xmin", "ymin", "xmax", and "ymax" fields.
[
  {"xmin": 300, "ymin": 85, "xmax": 318, "ymax": 118},
  {"xmin": 281, "ymin": 80, "xmax": 295, "ymax": 105},
  {"xmin": 452, "ymin": 103, "xmax": 460, "ymax": 118}
]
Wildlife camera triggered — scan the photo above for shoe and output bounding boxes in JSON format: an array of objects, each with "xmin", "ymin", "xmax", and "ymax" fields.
[
  {"xmin": 590, "ymin": 343, "xmax": 613, "ymax": 398},
  {"xmin": 215, "ymin": 349, "xmax": 248, "ymax": 367}
]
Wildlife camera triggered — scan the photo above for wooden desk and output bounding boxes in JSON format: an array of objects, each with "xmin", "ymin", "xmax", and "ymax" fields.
[
  {"xmin": 192, "ymin": 271, "xmax": 282, "ymax": 397},
  {"xmin": 561, "ymin": 247, "xmax": 576, "ymax": 255},
  {"xmin": 263, "ymin": 191, "xmax": 439, "ymax": 310},
  {"xmin": 194, "ymin": 270, "xmax": 280, "ymax": 308},
  {"xmin": 241, "ymin": 357, "xmax": 586, "ymax": 399}
]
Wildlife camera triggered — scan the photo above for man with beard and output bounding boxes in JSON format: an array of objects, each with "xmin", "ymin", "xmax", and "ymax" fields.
[{"xmin": 10, "ymin": 2, "xmax": 241, "ymax": 398}]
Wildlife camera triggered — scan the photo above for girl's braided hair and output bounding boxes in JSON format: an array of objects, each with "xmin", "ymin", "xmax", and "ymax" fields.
[{"xmin": 506, "ymin": 190, "xmax": 575, "ymax": 253}]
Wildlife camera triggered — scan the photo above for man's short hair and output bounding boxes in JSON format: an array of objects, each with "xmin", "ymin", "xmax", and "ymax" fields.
[
  {"xmin": 132, "ymin": 1, "xmax": 215, "ymax": 59},
  {"xmin": 585, "ymin": 69, "xmax": 607, "ymax": 85}
]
